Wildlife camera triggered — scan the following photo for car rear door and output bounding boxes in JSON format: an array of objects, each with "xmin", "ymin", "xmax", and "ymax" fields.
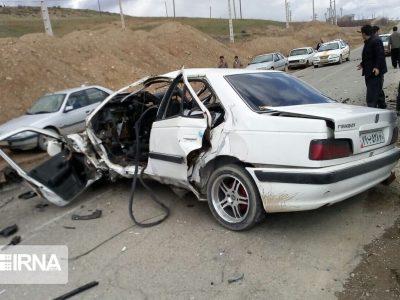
[{"xmin": 146, "ymin": 71, "xmax": 211, "ymax": 182}]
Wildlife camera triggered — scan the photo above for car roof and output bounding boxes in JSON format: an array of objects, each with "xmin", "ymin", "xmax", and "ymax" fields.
[
  {"xmin": 46, "ymin": 85, "xmax": 106, "ymax": 95},
  {"xmin": 163, "ymin": 68, "xmax": 276, "ymax": 79},
  {"xmin": 290, "ymin": 47, "xmax": 310, "ymax": 51}
]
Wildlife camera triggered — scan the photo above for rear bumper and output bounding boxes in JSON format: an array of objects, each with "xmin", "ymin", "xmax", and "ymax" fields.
[
  {"xmin": 288, "ymin": 61, "xmax": 308, "ymax": 67},
  {"xmin": 247, "ymin": 148, "xmax": 400, "ymax": 212},
  {"xmin": 314, "ymin": 57, "xmax": 340, "ymax": 66}
]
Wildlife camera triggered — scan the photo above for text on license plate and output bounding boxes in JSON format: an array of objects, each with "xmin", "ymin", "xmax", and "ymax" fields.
[{"xmin": 360, "ymin": 130, "xmax": 385, "ymax": 148}]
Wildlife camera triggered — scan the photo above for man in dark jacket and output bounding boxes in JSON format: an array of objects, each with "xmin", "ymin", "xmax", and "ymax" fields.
[{"xmin": 358, "ymin": 25, "xmax": 387, "ymax": 108}]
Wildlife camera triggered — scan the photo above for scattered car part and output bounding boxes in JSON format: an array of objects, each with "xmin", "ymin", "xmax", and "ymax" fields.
[
  {"xmin": 71, "ymin": 209, "xmax": 102, "ymax": 220},
  {"xmin": 1, "ymin": 235, "xmax": 21, "ymax": 251},
  {"xmin": 63, "ymin": 226, "xmax": 76, "ymax": 230},
  {"xmin": 53, "ymin": 281, "xmax": 99, "ymax": 300},
  {"xmin": 3, "ymin": 166, "xmax": 22, "ymax": 183},
  {"xmin": 0, "ymin": 224, "xmax": 18, "ymax": 237},
  {"xmin": 228, "ymin": 273, "xmax": 244, "ymax": 284},
  {"xmin": 35, "ymin": 202, "xmax": 49, "ymax": 211},
  {"xmin": 18, "ymin": 191, "xmax": 37, "ymax": 200}
]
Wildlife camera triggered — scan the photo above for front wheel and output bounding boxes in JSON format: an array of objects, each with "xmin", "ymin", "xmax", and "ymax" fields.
[{"xmin": 207, "ymin": 164, "xmax": 265, "ymax": 231}]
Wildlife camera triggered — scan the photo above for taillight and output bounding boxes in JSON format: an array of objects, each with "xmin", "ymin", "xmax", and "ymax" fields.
[
  {"xmin": 390, "ymin": 127, "xmax": 398, "ymax": 145},
  {"xmin": 309, "ymin": 139, "xmax": 353, "ymax": 160}
]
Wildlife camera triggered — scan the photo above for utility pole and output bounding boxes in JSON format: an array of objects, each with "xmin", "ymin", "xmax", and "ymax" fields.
[
  {"xmin": 118, "ymin": 0, "xmax": 125, "ymax": 30},
  {"xmin": 209, "ymin": 0, "xmax": 212, "ymax": 19},
  {"xmin": 227, "ymin": 0, "xmax": 234, "ymax": 43},
  {"xmin": 239, "ymin": 0, "xmax": 243, "ymax": 19},
  {"xmin": 333, "ymin": 0, "xmax": 337, "ymax": 25},
  {"xmin": 172, "ymin": 0, "xmax": 176, "ymax": 18},
  {"xmin": 164, "ymin": 0, "xmax": 168, "ymax": 17},
  {"xmin": 40, "ymin": 0, "xmax": 53, "ymax": 36},
  {"xmin": 312, "ymin": 0, "xmax": 315, "ymax": 21},
  {"xmin": 97, "ymin": 0, "xmax": 101, "ymax": 16},
  {"xmin": 285, "ymin": 0, "xmax": 289, "ymax": 28},
  {"xmin": 233, "ymin": 0, "xmax": 237, "ymax": 19}
]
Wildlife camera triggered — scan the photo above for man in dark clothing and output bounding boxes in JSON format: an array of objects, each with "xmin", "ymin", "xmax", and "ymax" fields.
[
  {"xmin": 389, "ymin": 26, "xmax": 400, "ymax": 68},
  {"xmin": 358, "ymin": 25, "xmax": 387, "ymax": 108},
  {"xmin": 372, "ymin": 25, "xmax": 386, "ymax": 105}
]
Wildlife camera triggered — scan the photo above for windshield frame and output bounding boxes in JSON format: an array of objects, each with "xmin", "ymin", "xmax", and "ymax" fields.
[
  {"xmin": 318, "ymin": 42, "xmax": 340, "ymax": 52},
  {"xmin": 289, "ymin": 49, "xmax": 309, "ymax": 56},
  {"xmin": 224, "ymin": 72, "xmax": 333, "ymax": 112},
  {"xmin": 26, "ymin": 93, "xmax": 66, "ymax": 115}
]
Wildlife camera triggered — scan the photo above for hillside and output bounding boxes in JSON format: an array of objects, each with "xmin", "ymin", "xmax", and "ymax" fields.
[{"xmin": 0, "ymin": 7, "xmax": 364, "ymax": 124}]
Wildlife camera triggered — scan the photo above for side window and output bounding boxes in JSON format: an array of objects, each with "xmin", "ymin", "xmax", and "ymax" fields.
[
  {"xmin": 308, "ymin": 48, "xmax": 313, "ymax": 54},
  {"xmin": 274, "ymin": 54, "xmax": 279, "ymax": 62},
  {"xmin": 66, "ymin": 91, "xmax": 88, "ymax": 110},
  {"xmin": 162, "ymin": 80, "xmax": 206, "ymax": 120},
  {"xmin": 85, "ymin": 88, "xmax": 109, "ymax": 105}
]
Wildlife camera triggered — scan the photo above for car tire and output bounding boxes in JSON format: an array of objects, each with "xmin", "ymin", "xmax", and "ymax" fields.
[
  {"xmin": 270, "ymin": 67, "xmax": 274, "ymax": 70},
  {"xmin": 314, "ymin": 65, "xmax": 319, "ymax": 68},
  {"xmin": 207, "ymin": 164, "xmax": 265, "ymax": 231},
  {"xmin": 346, "ymin": 54, "xmax": 350, "ymax": 62},
  {"xmin": 338, "ymin": 55, "xmax": 343, "ymax": 64},
  {"xmin": 38, "ymin": 128, "xmax": 58, "ymax": 151}
]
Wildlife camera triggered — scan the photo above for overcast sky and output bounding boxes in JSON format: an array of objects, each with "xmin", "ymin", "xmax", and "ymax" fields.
[{"xmin": 6, "ymin": 0, "xmax": 400, "ymax": 21}]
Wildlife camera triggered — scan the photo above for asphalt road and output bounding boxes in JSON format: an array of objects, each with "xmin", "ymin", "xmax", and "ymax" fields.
[{"xmin": 1, "ymin": 47, "xmax": 400, "ymax": 300}]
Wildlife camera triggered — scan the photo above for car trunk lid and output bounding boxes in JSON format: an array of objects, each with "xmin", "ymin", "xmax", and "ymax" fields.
[{"xmin": 270, "ymin": 103, "xmax": 397, "ymax": 154}]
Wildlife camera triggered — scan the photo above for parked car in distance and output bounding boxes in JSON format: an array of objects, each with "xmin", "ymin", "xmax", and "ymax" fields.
[
  {"xmin": 1, "ymin": 69, "xmax": 399, "ymax": 231},
  {"xmin": 0, "ymin": 85, "xmax": 112, "ymax": 151},
  {"xmin": 288, "ymin": 47, "xmax": 316, "ymax": 69},
  {"xmin": 246, "ymin": 52, "xmax": 288, "ymax": 71},
  {"xmin": 313, "ymin": 39, "xmax": 350, "ymax": 68},
  {"xmin": 379, "ymin": 34, "xmax": 391, "ymax": 56}
]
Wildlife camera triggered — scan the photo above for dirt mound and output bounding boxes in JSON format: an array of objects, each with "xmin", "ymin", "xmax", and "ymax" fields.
[
  {"xmin": 0, "ymin": 22, "xmax": 244, "ymax": 124},
  {"xmin": 0, "ymin": 21, "xmax": 361, "ymax": 124}
]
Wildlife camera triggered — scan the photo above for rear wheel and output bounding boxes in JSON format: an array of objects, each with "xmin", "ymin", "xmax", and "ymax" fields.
[
  {"xmin": 346, "ymin": 53, "xmax": 350, "ymax": 61},
  {"xmin": 314, "ymin": 64, "xmax": 319, "ymax": 68},
  {"xmin": 270, "ymin": 67, "xmax": 274, "ymax": 70},
  {"xmin": 338, "ymin": 55, "xmax": 343, "ymax": 64},
  {"xmin": 207, "ymin": 164, "xmax": 265, "ymax": 231}
]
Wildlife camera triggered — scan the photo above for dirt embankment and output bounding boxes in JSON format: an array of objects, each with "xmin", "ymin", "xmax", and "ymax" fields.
[{"xmin": 0, "ymin": 21, "xmax": 361, "ymax": 124}]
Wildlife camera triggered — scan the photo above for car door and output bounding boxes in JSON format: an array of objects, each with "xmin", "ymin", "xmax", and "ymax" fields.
[
  {"xmin": 85, "ymin": 88, "xmax": 110, "ymax": 114},
  {"xmin": 146, "ymin": 71, "xmax": 211, "ymax": 183},
  {"xmin": 0, "ymin": 128, "xmax": 99, "ymax": 206},
  {"xmin": 60, "ymin": 90, "xmax": 91, "ymax": 134},
  {"xmin": 276, "ymin": 53, "xmax": 286, "ymax": 70}
]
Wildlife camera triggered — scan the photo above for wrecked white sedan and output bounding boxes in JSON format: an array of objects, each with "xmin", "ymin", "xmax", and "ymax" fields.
[{"xmin": 1, "ymin": 68, "xmax": 399, "ymax": 230}]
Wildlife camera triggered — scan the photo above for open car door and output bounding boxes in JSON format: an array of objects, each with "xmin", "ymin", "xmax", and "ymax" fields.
[
  {"xmin": 0, "ymin": 128, "xmax": 99, "ymax": 206},
  {"xmin": 146, "ymin": 70, "xmax": 212, "ymax": 182}
]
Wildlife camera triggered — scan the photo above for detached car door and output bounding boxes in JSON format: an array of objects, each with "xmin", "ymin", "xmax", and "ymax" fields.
[
  {"xmin": 0, "ymin": 128, "xmax": 98, "ymax": 206},
  {"xmin": 146, "ymin": 72, "xmax": 211, "ymax": 182}
]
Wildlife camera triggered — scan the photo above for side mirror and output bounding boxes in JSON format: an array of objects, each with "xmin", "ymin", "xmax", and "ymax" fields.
[{"xmin": 64, "ymin": 105, "xmax": 74, "ymax": 113}]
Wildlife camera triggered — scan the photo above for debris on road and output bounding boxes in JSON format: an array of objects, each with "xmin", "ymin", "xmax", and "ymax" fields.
[
  {"xmin": 35, "ymin": 203, "xmax": 49, "ymax": 211},
  {"xmin": 121, "ymin": 246, "xmax": 127, "ymax": 252},
  {"xmin": 53, "ymin": 281, "xmax": 99, "ymax": 300},
  {"xmin": 18, "ymin": 191, "xmax": 37, "ymax": 200},
  {"xmin": 71, "ymin": 209, "xmax": 102, "ymax": 221},
  {"xmin": 3, "ymin": 167, "xmax": 22, "ymax": 184},
  {"xmin": 63, "ymin": 226, "xmax": 76, "ymax": 230},
  {"xmin": 0, "ymin": 224, "xmax": 18, "ymax": 237},
  {"xmin": 1, "ymin": 235, "xmax": 21, "ymax": 250},
  {"xmin": 0, "ymin": 196, "xmax": 14, "ymax": 209},
  {"xmin": 228, "ymin": 273, "xmax": 244, "ymax": 284}
]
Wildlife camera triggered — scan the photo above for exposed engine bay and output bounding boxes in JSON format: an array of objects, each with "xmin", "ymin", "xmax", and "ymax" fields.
[{"xmin": 90, "ymin": 90, "xmax": 163, "ymax": 167}]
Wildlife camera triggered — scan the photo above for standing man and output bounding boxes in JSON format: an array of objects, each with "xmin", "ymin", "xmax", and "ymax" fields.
[
  {"xmin": 389, "ymin": 26, "xmax": 400, "ymax": 68},
  {"xmin": 358, "ymin": 25, "xmax": 387, "ymax": 109},
  {"xmin": 233, "ymin": 56, "xmax": 243, "ymax": 68},
  {"xmin": 217, "ymin": 56, "xmax": 228, "ymax": 68}
]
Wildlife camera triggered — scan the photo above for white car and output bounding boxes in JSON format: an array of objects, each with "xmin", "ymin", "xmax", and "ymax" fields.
[
  {"xmin": 379, "ymin": 34, "xmax": 391, "ymax": 55},
  {"xmin": 288, "ymin": 47, "xmax": 316, "ymax": 69},
  {"xmin": 246, "ymin": 52, "xmax": 288, "ymax": 71},
  {"xmin": 1, "ymin": 69, "xmax": 399, "ymax": 231},
  {"xmin": 0, "ymin": 86, "xmax": 112, "ymax": 151},
  {"xmin": 313, "ymin": 39, "xmax": 350, "ymax": 68}
]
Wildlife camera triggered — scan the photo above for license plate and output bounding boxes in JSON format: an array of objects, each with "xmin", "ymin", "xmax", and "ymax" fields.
[{"xmin": 360, "ymin": 130, "xmax": 385, "ymax": 148}]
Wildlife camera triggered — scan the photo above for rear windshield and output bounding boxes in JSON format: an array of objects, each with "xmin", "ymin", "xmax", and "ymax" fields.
[
  {"xmin": 27, "ymin": 94, "xmax": 66, "ymax": 114},
  {"xmin": 225, "ymin": 72, "xmax": 332, "ymax": 110}
]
